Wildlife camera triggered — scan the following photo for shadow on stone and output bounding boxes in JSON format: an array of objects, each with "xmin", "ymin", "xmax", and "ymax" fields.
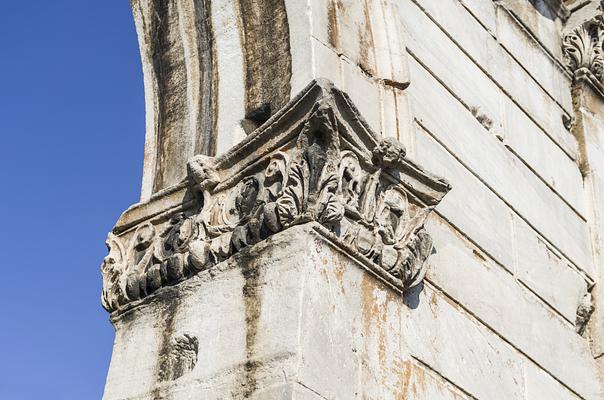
[
  {"xmin": 528, "ymin": 0, "xmax": 559, "ymax": 20},
  {"xmin": 403, "ymin": 281, "xmax": 423, "ymax": 310}
]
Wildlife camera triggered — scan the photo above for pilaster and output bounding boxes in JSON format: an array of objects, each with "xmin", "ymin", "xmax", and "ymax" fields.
[
  {"xmin": 564, "ymin": 1, "xmax": 604, "ymax": 359},
  {"xmin": 129, "ymin": 0, "xmax": 412, "ymax": 201},
  {"xmin": 101, "ymin": 80, "xmax": 451, "ymax": 399}
]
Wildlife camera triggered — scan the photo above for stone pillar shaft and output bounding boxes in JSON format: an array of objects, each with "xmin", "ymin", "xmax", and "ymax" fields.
[
  {"xmin": 101, "ymin": 79, "xmax": 450, "ymax": 399},
  {"xmin": 130, "ymin": 0, "xmax": 411, "ymax": 201}
]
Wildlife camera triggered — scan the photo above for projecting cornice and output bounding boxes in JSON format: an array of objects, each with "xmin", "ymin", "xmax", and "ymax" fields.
[{"xmin": 100, "ymin": 79, "xmax": 451, "ymax": 314}]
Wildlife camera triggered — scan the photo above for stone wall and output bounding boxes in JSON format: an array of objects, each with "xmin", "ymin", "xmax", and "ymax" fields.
[
  {"xmin": 343, "ymin": 0, "xmax": 604, "ymax": 398},
  {"xmin": 394, "ymin": 1, "xmax": 598, "ymax": 399},
  {"xmin": 101, "ymin": 0, "xmax": 604, "ymax": 399},
  {"xmin": 366, "ymin": 1, "xmax": 599, "ymax": 398}
]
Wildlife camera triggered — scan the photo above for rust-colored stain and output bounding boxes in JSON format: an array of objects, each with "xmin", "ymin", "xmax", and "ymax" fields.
[
  {"xmin": 333, "ymin": 264, "xmax": 346, "ymax": 294},
  {"xmin": 396, "ymin": 360, "xmax": 413, "ymax": 399},
  {"xmin": 358, "ymin": 2, "xmax": 376, "ymax": 76},
  {"xmin": 399, "ymin": 361, "xmax": 466, "ymax": 399},
  {"xmin": 332, "ymin": 251, "xmax": 347, "ymax": 295},
  {"xmin": 360, "ymin": 273, "xmax": 378, "ymax": 336},
  {"xmin": 428, "ymin": 290, "xmax": 439, "ymax": 318},
  {"xmin": 396, "ymin": 362, "xmax": 427, "ymax": 399},
  {"xmin": 472, "ymin": 249, "xmax": 486, "ymax": 263},
  {"xmin": 359, "ymin": 273, "xmax": 402, "ymax": 397},
  {"xmin": 327, "ymin": 0, "xmax": 340, "ymax": 49}
]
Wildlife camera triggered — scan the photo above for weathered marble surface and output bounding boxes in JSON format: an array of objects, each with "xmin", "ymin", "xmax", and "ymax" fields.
[
  {"xmin": 130, "ymin": 0, "xmax": 412, "ymax": 199},
  {"xmin": 101, "ymin": 0, "xmax": 604, "ymax": 398},
  {"xmin": 103, "ymin": 224, "xmax": 449, "ymax": 400},
  {"xmin": 102, "ymin": 78, "xmax": 453, "ymax": 399},
  {"xmin": 101, "ymin": 79, "xmax": 450, "ymax": 316}
]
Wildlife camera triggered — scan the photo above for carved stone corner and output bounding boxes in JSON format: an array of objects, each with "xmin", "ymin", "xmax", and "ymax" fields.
[{"xmin": 100, "ymin": 79, "xmax": 452, "ymax": 314}]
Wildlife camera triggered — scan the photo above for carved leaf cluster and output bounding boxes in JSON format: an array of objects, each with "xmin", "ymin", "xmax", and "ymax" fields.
[
  {"xmin": 101, "ymin": 92, "xmax": 450, "ymax": 313},
  {"xmin": 564, "ymin": 19, "xmax": 604, "ymax": 82}
]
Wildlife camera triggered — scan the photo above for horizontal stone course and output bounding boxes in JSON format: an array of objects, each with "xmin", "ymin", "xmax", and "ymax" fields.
[
  {"xmin": 424, "ymin": 216, "xmax": 599, "ymax": 399},
  {"xmin": 398, "ymin": 0, "xmax": 576, "ymax": 158},
  {"xmin": 407, "ymin": 56, "xmax": 593, "ymax": 277},
  {"xmin": 413, "ymin": 124, "xmax": 516, "ymax": 271},
  {"xmin": 502, "ymin": 97, "xmax": 584, "ymax": 217},
  {"xmin": 512, "ymin": 213, "xmax": 588, "ymax": 323},
  {"xmin": 458, "ymin": 0, "xmax": 497, "ymax": 34},
  {"xmin": 495, "ymin": 6, "xmax": 572, "ymax": 112},
  {"xmin": 457, "ymin": 0, "xmax": 571, "ymax": 109},
  {"xmin": 397, "ymin": 0, "xmax": 584, "ymax": 218},
  {"xmin": 525, "ymin": 362, "xmax": 581, "ymax": 400},
  {"xmin": 404, "ymin": 284, "xmax": 526, "ymax": 400},
  {"xmin": 436, "ymin": 0, "xmax": 570, "ymax": 111},
  {"xmin": 497, "ymin": 0, "xmax": 565, "ymax": 61}
]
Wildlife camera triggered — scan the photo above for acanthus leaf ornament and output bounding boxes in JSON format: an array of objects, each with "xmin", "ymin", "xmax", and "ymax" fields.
[
  {"xmin": 564, "ymin": 17, "xmax": 604, "ymax": 83},
  {"xmin": 101, "ymin": 79, "xmax": 452, "ymax": 313}
]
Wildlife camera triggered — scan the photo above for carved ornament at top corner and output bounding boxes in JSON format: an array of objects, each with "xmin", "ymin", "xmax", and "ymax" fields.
[
  {"xmin": 563, "ymin": 16, "xmax": 604, "ymax": 83},
  {"xmin": 100, "ymin": 80, "xmax": 452, "ymax": 313}
]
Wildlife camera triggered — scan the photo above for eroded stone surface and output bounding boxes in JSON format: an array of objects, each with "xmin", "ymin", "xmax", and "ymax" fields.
[
  {"xmin": 102, "ymin": 0, "xmax": 604, "ymax": 398},
  {"xmin": 101, "ymin": 79, "xmax": 450, "ymax": 314}
]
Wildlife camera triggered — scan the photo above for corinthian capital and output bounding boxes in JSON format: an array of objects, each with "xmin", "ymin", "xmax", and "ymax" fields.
[
  {"xmin": 100, "ymin": 79, "xmax": 452, "ymax": 313},
  {"xmin": 564, "ymin": 18, "xmax": 604, "ymax": 81}
]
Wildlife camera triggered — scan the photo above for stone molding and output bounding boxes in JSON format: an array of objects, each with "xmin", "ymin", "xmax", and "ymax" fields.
[{"xmin": 101, "ymin": 79, "xmax": 451, "ymax": 313}]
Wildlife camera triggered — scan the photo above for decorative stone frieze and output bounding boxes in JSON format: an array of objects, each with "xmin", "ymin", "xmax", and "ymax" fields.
[{"xmin": 101, "ymin": 79, "xmax": 451, "ymax": 313}]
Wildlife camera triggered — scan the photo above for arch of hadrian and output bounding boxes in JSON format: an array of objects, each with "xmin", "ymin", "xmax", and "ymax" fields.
[{"xmin": 100, "ymin": 0, "xmax": 604, "ymax": 398}]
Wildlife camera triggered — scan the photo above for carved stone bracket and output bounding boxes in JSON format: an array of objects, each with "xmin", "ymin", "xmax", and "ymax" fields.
[{"xmin": 101, "ymin": 79, "xmax": 451, "ymax": 313}]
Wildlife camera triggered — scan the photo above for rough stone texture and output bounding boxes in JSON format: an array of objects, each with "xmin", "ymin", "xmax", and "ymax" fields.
[
  {"xmin": 133, "ymin": 0, "xmax": 412, "ymax": 200},
  {"xmin": 101, "ymin": 224, "xmax": 525, "ymax": 400},
  {"xmin": 101, "ymin": 80, "xmax": 450, "ymax": 315},
  {"xmin": 101, "ymin": 0, "xmax": 604, "ymax": 398}
]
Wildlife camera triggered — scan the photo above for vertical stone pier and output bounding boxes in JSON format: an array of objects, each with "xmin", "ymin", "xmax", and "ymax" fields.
[
  {"xmin": 130, "ymin": 0, "xmax": 411, "ymax": 200},
  {"xmin": 101, "ymin": 1, "xmax": 604, "ymax": 399},
  {"xmin": 102, "ymin": 79, "xmax": 451, "ymax": 398}
]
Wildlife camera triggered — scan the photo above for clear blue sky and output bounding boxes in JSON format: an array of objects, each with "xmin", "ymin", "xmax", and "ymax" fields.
[{"xmin": 0, "ymin": 2, "xmax": 145, "ymax": 398}]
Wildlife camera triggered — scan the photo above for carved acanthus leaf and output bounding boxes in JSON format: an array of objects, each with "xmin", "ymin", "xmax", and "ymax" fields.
[
  {"xmin": 101, "ymin": 79, "xmax": 452, "ymax": 313},
  {"xmin": 564, "ymin": 19, "xmax": 604, "ymax": 82},
  {"xmin": 101, "ymin": 233, "xmax": 126, "ymax": 311}
]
